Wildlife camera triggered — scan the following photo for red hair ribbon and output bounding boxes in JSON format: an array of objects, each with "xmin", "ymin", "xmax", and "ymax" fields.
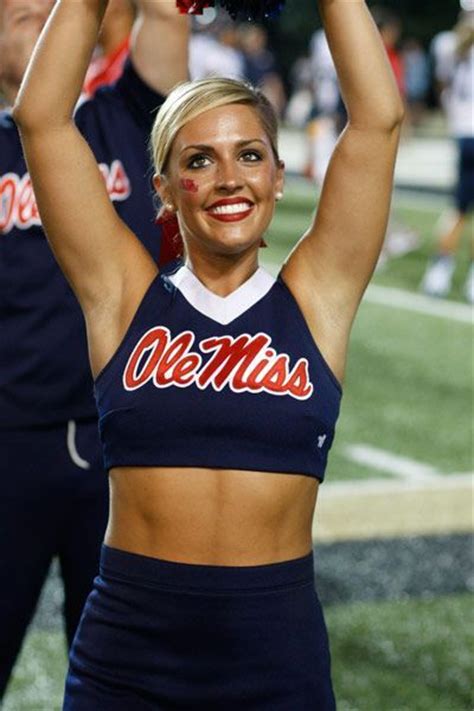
[{"xmin": 156, "ymin": 208, "xmax": 184, "ymax": 266}]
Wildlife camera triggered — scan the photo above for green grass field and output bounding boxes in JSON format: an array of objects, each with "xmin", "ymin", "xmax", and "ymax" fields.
[
  {"xmin": 4, "ymin": 180, "xmax": 473, "ymax": 710},
  {"xmin": 328, "ymin": 594, "xmax": 473, "ymax": 711}
]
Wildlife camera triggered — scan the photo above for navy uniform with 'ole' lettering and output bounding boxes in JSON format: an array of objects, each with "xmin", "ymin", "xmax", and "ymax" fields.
[
  {"xmin": 0, "ymin": 60, "xmax": 164, "ymax": 696},
  {"xmin": 95, "ymin": 263, "xmax": 342, "ymax": 478}
]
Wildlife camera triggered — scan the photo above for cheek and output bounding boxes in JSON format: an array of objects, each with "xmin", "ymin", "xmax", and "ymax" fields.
[
  {"xmin": 179, "ymin": 178, "xmax": 199, "ymax": 194},
  {"xmin": 248, "ymin": 168, "xmax": 276, "ymax": 200}
]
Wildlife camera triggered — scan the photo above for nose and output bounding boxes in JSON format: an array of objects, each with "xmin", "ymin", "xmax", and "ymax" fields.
[{"xmin": 215, "ymin": 159, "xmax": 243, "ymax": 193}]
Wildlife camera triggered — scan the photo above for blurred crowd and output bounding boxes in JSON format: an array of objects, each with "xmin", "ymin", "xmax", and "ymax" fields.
[
  {"xmin": 0, "ymin": 2, "xmax": 469, "ymax": 136},
  {"xmin": 287, "ymin": 6, "xmax": 473, "ymax": 177},
  {"xmin": 188, "ymin": 10, "xmax": 286, "ymax": 118}
]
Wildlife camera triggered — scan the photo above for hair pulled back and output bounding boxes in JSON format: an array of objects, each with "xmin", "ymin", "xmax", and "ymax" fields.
[{"xmin": 151, "ymin": 77, "xmax": 280, "ymax": 176}]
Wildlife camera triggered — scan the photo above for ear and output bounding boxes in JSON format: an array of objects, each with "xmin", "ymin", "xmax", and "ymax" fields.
[
  {"xmin": 275, "ymin": 159, "xmax": 285, "ymax": 197},
  {"xmin": 153, "ymin": 173, "xmax": 175, "ymax": 210}
]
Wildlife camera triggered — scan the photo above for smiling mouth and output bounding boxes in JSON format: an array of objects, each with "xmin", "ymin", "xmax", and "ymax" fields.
[{"xmin": 206, "ymin": 201, "xmax": 254, "ymax": 222}]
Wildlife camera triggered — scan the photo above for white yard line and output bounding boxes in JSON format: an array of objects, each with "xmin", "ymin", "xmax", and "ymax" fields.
[
  {"xmin": 284, "ymin": 178, "xmax": 452, "ymax": 212},
  {"xmin": 343, "ymin": 444, "xmax": 441, "ymax": 482},
  {"xmin": 321, "ymin": 472, "xmax": 473, "ymax": 497},
  {"xmin": 264, "ymin": 260, "xmax": 473, "ymax": 323},
  {"xmin": 365, "ymin": 284, "xmax": 473, "ymax": 324}
]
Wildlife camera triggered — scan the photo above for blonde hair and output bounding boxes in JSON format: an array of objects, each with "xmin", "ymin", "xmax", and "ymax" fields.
[{"xmin": 151, "ymin": 77, "xmax": 280, "ymax": 175}]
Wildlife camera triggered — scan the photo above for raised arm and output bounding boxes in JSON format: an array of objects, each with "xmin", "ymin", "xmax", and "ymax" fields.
[
  {"xmin": 13, "ymin": 0, "xmax": 188, "ymax": 375},
  {"xmin": 282, "ymin": 0, "xmax": 404, "ymax": 382},
  {"xmin": 131, "ymin": 0, "xmax": 189, "ymax": 96}
]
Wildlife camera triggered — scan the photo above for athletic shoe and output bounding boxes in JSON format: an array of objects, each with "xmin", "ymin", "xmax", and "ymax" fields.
[
  {"xmin": 384, "ymin": 227, "xmax": 420, "ymax": 258},
  {"xmin": 464, "ymin": 262, "xmax": 474, "ymax": 304},
  {"xmin": 420, "ymin": 255, "xmax": 455, "ymax": 298}
]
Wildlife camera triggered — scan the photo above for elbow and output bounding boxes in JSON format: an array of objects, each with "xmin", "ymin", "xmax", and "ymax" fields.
[
  {"xmin": 12, "ymin": 95, "xmax": 40, "ymax": 134},
  {"xmin": 13, "ymin": 96, "xmax": 68, "ymax": 136},
  {"xmin": 388, "ymin": 100, "xmax": 406, "ymax": 131},
  {"xmin": 350, "ymin": 100, "xmax": 405, "ymax": 134},
  {"xmin": 377, "ymin": 94, "xmax": 406, "ymax": 132}
]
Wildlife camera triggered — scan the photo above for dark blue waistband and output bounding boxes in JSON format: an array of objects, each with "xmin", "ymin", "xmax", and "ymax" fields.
[{"xmin": 100, "ymin": 544, "xmax": 314, "ymax": 593}]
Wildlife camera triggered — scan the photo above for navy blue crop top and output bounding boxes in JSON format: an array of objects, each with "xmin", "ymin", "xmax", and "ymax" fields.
[{"xmin": 94, "ymin": 264, "xmax": 342, "ymax": 481}]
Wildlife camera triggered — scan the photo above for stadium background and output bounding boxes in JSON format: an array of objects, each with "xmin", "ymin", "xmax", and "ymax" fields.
[
  {"xmin": 3, "ymin": 1, "xmax": 473, "ymax": 709},
  {"xmin": 269, "ymin": 0, "xmax": 460, "ymax": 92}
]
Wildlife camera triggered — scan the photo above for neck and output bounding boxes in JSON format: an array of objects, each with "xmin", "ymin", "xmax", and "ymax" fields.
[{"xmin": 185, "ymin": 252, "xmax": 260, "ymax": 298}]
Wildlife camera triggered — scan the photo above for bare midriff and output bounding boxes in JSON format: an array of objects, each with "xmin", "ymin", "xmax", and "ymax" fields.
[{"xmin": 105, "ymin": 467, "xmax": 319, "ymax": 566}]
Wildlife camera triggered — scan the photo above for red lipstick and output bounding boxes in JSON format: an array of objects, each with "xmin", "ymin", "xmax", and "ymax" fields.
[{"xmin": 205, "ymin": 197, "xmax": 254, "ymax": 223}]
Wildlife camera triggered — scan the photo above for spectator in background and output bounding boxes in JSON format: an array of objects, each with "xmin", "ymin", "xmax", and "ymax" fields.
[
  {"xmin": 83, "ymin": 0, "xmax": 134, "ymax": 98},
  {"xmin": 189, "ymin": 15, "xmax": 245, "ymax": 80},
  {"xmin": 371, "ymin": 5, "xmax": 420, "ymax": 264},
  {"xmin": 239, "ymin": 24, "xmax": 286, "ymax": 117},
  {"xmin": 285, "ymin": 53, "xmax": 313, "ymax": 128},
  {"xmin": 371, "ymin": 5, "xmax": 405, "ymax": 98},
  {"xmin": 402, "ymin": 38, "xmax": 430, "ymax": 128},
  {"xmin": 421, "ymin": 12, "xmax": 474, "ymax": 303},
  {"xmin": 304, "ymin": 29, "xmax": 343, "ymax": 184},
  {"xmin": 430, "ymin": 27, "xmax": 457, "ymax": 106}
]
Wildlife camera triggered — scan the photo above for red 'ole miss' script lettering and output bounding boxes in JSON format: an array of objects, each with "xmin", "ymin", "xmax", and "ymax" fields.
[
  {"xmin": 123, "ymin": 327, "xmax": 314, "ymax": 401},
  {"xmin": 0, "ymin": 161, "xmax": 131, "ymax": 235}
]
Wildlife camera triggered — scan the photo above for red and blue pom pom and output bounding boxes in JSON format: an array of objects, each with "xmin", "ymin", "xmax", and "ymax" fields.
[{"xmin": 177, "ymin": 0, "xmax": 285, "ymax": 20}]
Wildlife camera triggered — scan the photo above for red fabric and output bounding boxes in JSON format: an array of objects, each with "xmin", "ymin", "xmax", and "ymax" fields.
[
  {"xmin": 83, "ymin": 37, "xmax": 130, "ymax": 98},
  {"xmin": 385, "ymin": 45, "xmax": 405, "ymax": 98},
  {"xmin": 176, "ymin": 0, "xmax": 214, "ymax": 14},
  {"xmin": 156, "ymin": 210, "xmax": 184, "ymax": 266}
]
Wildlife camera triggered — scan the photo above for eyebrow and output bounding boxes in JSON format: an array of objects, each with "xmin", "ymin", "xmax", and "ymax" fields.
[{"xmin": 180, "ymin": 139, "xmax": 268, "ymax": 155}]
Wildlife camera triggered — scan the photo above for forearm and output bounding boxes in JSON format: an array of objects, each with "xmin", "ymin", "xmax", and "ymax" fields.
[
  {"xmin": 318, "ymin": 0, "xmax": 404, "ymax": 129},
  {"xmin": 13, "ymin": 0, "xmax": 108, "ymax": 131},
  {"xmin": 130, "ymin": 0, "xmax": 189, "ymax": 95}
]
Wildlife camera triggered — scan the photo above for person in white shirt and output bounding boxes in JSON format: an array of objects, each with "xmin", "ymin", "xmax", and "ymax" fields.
[
  {"xmin": 305, "ymin": 29, "xmax": 341, "ymax": 184},
  {"xmin": 421, "ymin": 13, "xmax": 474, "ymax": 303},
  {"xmin": 189, "ymin": 17, "xmax": 245, "ymax": 81}
]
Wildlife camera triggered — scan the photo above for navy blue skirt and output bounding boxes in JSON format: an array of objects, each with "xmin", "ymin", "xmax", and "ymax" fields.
[{"xmin": 63, "ymin": 545, "xmax": 336, "ymax": 710}]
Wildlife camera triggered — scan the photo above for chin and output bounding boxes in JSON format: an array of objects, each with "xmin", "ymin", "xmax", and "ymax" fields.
[{"xmin": 198, "ymin": 236, "xmax": 258, "ymax": 259}]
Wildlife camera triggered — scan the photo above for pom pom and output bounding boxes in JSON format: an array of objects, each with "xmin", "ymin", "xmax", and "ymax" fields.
[
  {"xmin": 176, "ymin": 0, "xmax": 284, "ymax": 19},
  {"xmin": 219, "ymin": 0, "xmax": 285, "ymax": 20}
]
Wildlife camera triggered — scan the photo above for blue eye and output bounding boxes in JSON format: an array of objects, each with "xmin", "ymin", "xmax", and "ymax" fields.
[{"xmin": 188, "ymin": 154, "xmax": 211, "ymax": 170}]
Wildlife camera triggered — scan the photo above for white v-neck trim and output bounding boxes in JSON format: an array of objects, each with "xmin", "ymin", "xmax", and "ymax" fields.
[{"xmin": 168, "ymin": 265, "xmax": 276, "ymax": 325}]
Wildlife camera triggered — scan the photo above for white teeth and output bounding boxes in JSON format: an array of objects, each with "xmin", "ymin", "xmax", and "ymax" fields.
[{"xmin": 209, "ymin": 203, "xmax": 252, "ymax": 215}]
